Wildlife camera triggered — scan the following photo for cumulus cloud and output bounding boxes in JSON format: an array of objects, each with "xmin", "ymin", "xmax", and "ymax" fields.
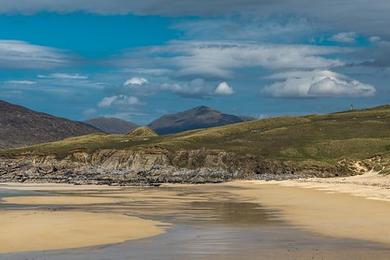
[
  {"xmin": 123, "ymin": 77, "xmax": 148, "ymax": 87},
  {"xmin": 98, "ymin": 95, "xmax": 141, "ymax": 108},
  {"xmin": 113, "ymin": 76, "xmax": 233, "ymax": 99},
  {"xmin": 214, "ymin": 82, "xmax": 234, "ymax": 95},
  {"xmin": 38, "ymin": 73, "xmax": 88, "ymax": 80},
  {"xmin": 0, "ymin": 40, "xmax": 73, "ymax": 69},
  {"xmin": 263, "ymin": 70, "xmax": 376, "ymax": 98},
  {"xmin": 329, "ymin": 32, "xmax": 357, "ymax": 43}
]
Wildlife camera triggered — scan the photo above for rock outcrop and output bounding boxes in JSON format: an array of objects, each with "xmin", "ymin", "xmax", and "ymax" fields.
[{"xmin": 0, "ymin": 148, "xmax": 357, "ymax": 186}]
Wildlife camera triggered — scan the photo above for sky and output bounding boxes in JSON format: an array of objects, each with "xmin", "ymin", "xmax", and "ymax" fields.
[{"xmin": 0, "ymin": 0, "xmax": 389, "ymax": 124}]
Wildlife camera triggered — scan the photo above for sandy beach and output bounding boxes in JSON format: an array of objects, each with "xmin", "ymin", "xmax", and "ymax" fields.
[
  {"xmin": 0, "ymin": 210, "xmax": 166, "ymax": 254},
  {"xmin": 253, "ymin": 171, "xmax": 390, "ymax": 202},
  {"xmin": 227, "ymin": 172, "xmax": 390, "ymax": 245},
  {"xmin": 1, "ymin": 172, "xmax": 390, "ymax": 255}
]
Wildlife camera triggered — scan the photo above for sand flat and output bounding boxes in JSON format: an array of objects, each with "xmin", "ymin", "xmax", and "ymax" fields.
[
  {"xmin": 228, "ymin": 181, "xmax": 390, "ymax": 245},
  {"xmin": 0, "ymin": 210, "xmax": 166, "ymax": 253},
  {"xmin": 0, "ymin": 182, "xmax": 119, "ymax": 191},
  {"xmin": 2, "ymin": 195, "xmax": 125, "ymax": 205}
]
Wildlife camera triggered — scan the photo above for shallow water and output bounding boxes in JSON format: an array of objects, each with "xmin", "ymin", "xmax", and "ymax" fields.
[{"xmin": 1, "ymin": 185, "xmax": 390, "ymax": 259}]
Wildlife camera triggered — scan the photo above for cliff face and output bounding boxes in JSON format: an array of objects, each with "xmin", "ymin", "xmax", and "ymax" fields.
[{"xmin": 0, "ymin": 148, "xmax": 356, "ymax": 186}]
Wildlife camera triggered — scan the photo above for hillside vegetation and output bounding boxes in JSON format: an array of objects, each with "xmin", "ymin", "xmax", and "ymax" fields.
[
  {"xmin": 0, "ymin": 100, "xmax": 100, "ymax": 149},
  {"xmin": 2, "ymin": 105, "xmax": 390, "ymax": 166}
]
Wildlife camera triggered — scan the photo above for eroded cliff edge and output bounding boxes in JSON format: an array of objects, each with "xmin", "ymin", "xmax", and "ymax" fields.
[{"xmin": 0, "ymin": 148, "xmax": 369, "ymax": 185}]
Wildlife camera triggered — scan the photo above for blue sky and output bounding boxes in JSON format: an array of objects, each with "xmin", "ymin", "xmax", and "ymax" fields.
[{"xmin": 0, "ymin": 1, "xmax": 389, "ymax": 124}]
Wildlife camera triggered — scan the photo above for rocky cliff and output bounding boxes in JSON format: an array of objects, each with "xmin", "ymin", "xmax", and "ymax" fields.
[{"xmin": 0, "ymin": 148, "xmax": 358, "ymax": 186}]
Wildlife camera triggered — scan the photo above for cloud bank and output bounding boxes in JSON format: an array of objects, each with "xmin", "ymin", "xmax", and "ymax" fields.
[
  {"xmin": 263, "ymin": 70, "xmax": 376, "ymax": 98},
  {"xmin": 0, "ymin": 40, "xmax": 73, "ymax": 69}
]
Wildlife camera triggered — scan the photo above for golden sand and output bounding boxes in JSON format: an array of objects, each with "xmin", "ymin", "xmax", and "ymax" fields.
[
  {"xmin": 2, "ymin": 195, "xmax": 123, "ymax": 205},
  {"xmin": 2, "ymin": 175, "xmax": 390, "ymax": 248},
  {"xmin": 0, "ymin": 182, "xmax": 118, "ymax": 191},
  {"xmin": 0, "ymin": 210, "xmax": 166, "ymax": 253},
  {"xmin": 227, "ymin": 181, "xmax": 390, "ymax": 245}
]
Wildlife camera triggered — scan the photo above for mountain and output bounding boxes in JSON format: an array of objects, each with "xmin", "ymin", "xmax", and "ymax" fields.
[
  {"xmin": 0, "ymin": 100, "xmax": 100, "ymax": 149},
  {"xmin": 85, "ymin": 117, "xmax": 138, "ymax": 134},
  {"xmin": 148, "ymin": 106, "xmax": 247, "ymax": 135}
]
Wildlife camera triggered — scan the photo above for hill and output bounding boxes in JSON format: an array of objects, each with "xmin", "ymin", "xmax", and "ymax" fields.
[
  {"xmin": 85, "ymin": 117, "xmax": 138, "ymax": 134},
  {"xmin": 5, "ymin": 104, "xmax": 389, "ymax": 162},
  {"xmin": 1, "ymin": 104, "xmax": 389, "ymax": 184},
  {"xmin": 127, "ymin": 127, "xmax": 158, "ymax": 138},
  {"xmin": 149, "ymin": 106, "xmax": 247, "ymax": 135},
  {"xmin": 0, "ymin": 100, "xmax": 100, "ymax": 149}
]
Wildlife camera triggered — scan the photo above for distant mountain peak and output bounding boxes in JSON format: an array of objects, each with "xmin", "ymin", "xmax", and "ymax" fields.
[
  {"xmin": 193, "ymin": 105, "xmax": 212, "ymax": 111},
  {"xmin": 84, "ymin": 117, "xmax": 138, "ymax": 134},
  {"xmin": 149, "ymin": 105, "xmax": 250, "ymax": 135}
]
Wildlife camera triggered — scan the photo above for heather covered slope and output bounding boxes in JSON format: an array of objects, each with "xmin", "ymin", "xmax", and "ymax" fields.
[
  {"xmin": 3, "ymin": 105, "xmax": 390, "ymax": 166},
  {"xmin": 0, "ymin": 100, "xmax": 101, "ymax": 149}
]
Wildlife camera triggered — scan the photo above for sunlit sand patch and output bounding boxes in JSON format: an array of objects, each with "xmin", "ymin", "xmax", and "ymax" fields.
[
  {"xmin": 2, "ymin": 195, "xmax": 126, "ymax": 205},
  {"xmin": 227, "ymin": 181, "xmax": 390, "ymax": 245},
  {"xmin": 0, "ymin": 210, "xmax": 167, "ymax": 253},
  {"xmin": 0, "ymin": 183, "xmax": 119, "ymax": 191}
]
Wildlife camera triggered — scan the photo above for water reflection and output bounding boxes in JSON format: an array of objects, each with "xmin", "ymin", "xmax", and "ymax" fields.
[{"xmin": 1, "ymin": 185, "xmax": 390, "ymax": 259}]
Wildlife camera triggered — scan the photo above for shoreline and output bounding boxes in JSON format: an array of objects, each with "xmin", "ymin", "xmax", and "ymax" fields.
[
  {"xmin": 2, "ymin": 172, "xmax": 390, "ymax": 249},
  {"xmin": 241, "ymin": 171, "xmax": 390, "ymax": 202},
  {"xmin": 226, "ymin": 173, "xmax": 390, "ymax": 246}
]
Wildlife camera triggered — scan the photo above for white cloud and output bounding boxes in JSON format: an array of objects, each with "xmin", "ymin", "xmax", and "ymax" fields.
[
  {"xmin": 119, "ymin": 41, "xmax": 346, "ymax": 78},
  {"xmin": 263, "ymin": 70, "xmax": 376, "ymax": 98},
  {"xmin": 124, "ymin": 77, "xmax": 148, "ymax": 87},
  {"xmin": 0, "ymin": 40, "xmax": 72, "ymax": 69},
  {"xmin": 5, "ymin": 80, "xmax": 36, "ymax": 85},
  {"xmin": 38, "ymin": 73, "xmax": 88, "ymax": 80},
  {"xmin": 329, "ymin": 32, "xmax": 357, "ymax": 43},
  {"xmin": 118, "ymin": 77, "xmax": 224, "ymax": 99},
  {"xmin": 98, "ymin": 95, "xmax": 141, "ymax": 108},
  {"xmin": 369, "ymin": 36, "xmax": 381, "ymax": 43},
  {"xmin": 214, "ymin": 82, "xmax": 234, "ymax": 95},
  {"xmin": 174, "ymin": 17, "xmax": 314, "ymax": 43},
  {"xmin": 0, "ymin": 1, "xmax": 390, "ymax": 40},
  {"xmin": 159, "ymin": 78, "xmax": 212, "ymax": 98}
]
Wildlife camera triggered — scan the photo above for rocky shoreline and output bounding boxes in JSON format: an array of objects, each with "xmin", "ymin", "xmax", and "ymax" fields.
[{"xmin": 0, "ymin": 148, "xmax": 372, "ymax": 186}]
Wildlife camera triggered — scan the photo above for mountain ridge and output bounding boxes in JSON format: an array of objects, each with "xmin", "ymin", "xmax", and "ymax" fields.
[{"xmin": 0, "ymin": 100, "xmax": 100, "ymax": 149}]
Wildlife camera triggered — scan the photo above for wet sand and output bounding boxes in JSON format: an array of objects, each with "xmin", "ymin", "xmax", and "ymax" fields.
[
  {"xmin": 228, "ymin": 180, "xmax": 390, "ymax": 245},
  {"xmin": 1, "ymin": 180, "xmax": 390, "ymax": 259},
  {"xmin": 2, "ymin": 195, "xmax": 124, "ymax": 205},
  {"xmin": 0, "ymin": 210, "xmax": 165, "ymax": 254}
]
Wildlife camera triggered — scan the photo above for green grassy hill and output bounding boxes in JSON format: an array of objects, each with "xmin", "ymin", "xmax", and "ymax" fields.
[{"xmin": 2, "ymin": 105, "xmax": 390, "ymax": 166}]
